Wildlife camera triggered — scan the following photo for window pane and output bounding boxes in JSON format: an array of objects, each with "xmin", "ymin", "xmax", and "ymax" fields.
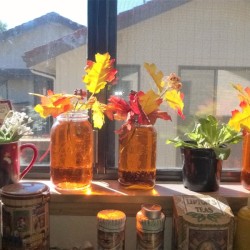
[
  {"xmin": 112, "ymin": 0, "xmax": 250, "ymax": 172},
  {"xmin": 0, "ymin": 1, "xmax": 87, "ymax": 174}
]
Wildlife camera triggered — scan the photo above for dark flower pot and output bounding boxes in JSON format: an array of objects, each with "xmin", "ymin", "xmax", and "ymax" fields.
[{"xmin": 181, "ymin": 147, "xmax": 223, "ymax": 192}]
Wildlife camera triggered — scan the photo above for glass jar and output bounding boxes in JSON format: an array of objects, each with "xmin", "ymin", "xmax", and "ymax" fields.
[
  {"xmin": 118, "ymin": 124, "xmax": 157, "ymax": 190},
  {"xmin": 50, "ymin": 111, "xmax": 93, "ymax": 191},
  {"xmin": 241, "ymin": 132, "xmax": 250, "ymax": 190}
]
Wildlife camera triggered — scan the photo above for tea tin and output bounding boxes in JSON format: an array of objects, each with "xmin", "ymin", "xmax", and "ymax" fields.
[
  {"xmin": 1, "ymin": 181, "xmax": 50, "ymax": 250},
  {"xmin": 172, "ymin": 195, "xmax": 234, "ymax": 250}
]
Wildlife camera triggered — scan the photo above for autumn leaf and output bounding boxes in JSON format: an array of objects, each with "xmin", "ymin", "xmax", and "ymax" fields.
[
  {"xmin": 31, "ymin": 91, "xmax": 75, "ymax": 118},
  {"xmin": 232, "ymin": 83, "xmax": 250, "ymax": 105},
  {"xmin": 229, "ymin": 83, "xmax": 250, "ymax": 132},
  {"xmin": 164, "ymin": 89, "xmax": 185, "ymax": 119},
  {"xmin": 106, "ymin": 95, "xmax": 131, "ymax": 121},
  {"xmin": 138, "ymin": 89, "xmax": 162, "ymax": 115},
  {"xmin": 147, "ymin": 110, "xmax": 172, "ymax": 125},
  {"xmin": 144, "ymin": 63, "xmax": 165, "ymax": 92},
  {"xmin": 91, "ymin": 100, "xmax": 106, "ymax": 129},
  {"xmin": 228, "ymin": 104, "xmax": 250, "ymax": 132},
  {"xmin": 83, "ymin": 52, "xmax": 117, "ymax": 94}
]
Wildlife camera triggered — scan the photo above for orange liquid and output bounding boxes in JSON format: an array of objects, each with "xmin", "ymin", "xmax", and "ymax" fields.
[
  {"xmin": 241, "ymin": 133, "xmax": 250, "ymax": 190},
  {"xmin": 118, "ymin": 125, "xmax": 156, "ymax": 190},
  {"xmin": 50, "ymin": 113, "xmax": 93, "ymax": 190}
]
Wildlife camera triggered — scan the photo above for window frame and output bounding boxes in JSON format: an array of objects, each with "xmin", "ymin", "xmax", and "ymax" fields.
[{"xmin": 24, "ymin": 0, "xmax": 241, "ymax": 183}]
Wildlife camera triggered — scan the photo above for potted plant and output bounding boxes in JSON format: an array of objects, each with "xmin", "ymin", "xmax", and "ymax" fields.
[
  {"xmin": 0, "ymin": 110, "xmax": 37, "ymax": 187},
  {"xmin": 167, "ymin": 115, "xmax": 242, "ymax": 192},
  {"xmin": 228, "ymin": 83, "xmax": 250, "ymax": 190}
]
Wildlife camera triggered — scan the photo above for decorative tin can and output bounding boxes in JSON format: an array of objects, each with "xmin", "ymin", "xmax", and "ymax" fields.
[
  {"xmin": 173, "ymin": 195, "xmax": 234, "ymax": 250},
  {"xmin": 136, "ymin": 204, "xmax": 165, "ymax": 250},
  {"xmin": 97, "ymin": 209, "xmax": 126, "ymax": 250},
  {"xmin": 1, "ymin": 182, "xmax": 50, "ymax": 250},
  {"xmin": 234, "ymin": 200, "xmax": 250, "ymax": 250}
]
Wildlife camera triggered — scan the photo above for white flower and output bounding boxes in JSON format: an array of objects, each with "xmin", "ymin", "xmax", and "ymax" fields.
[{"xmin": 0, "ymin": 111, "xmax": 33, "ymax": 143}]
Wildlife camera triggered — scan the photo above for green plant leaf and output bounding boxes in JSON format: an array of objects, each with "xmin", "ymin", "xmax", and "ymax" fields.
[{"xmin": 166, "ymin": 115, "xmax": 242, "ymax": 160}]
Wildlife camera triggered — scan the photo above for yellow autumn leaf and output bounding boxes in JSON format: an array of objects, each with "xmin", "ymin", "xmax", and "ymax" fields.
[
  {"xmin": 228, "ymin": 105, "xmax": 250, "ymax": 132},
  {"xmin": 138, "ymin": 90, "xmax": 161, "ymax": 115},
  {"xmin": 144, "ymin": 63, "xmax": 165, "ymax": 92},
  {"xmin": 232, "ymin": 83, "xmax": 250, "ymax": 104},
  {"xmin": 83, "ymin": 52, "xmax": 117, "ymax": 94},
  {"xmin": 91, "ymin": 100, "xmax": 106, "ymax": 129},
  {"xmin": 164, "ymin": 89, "xmax": 184, "ymax": 114},
  {"xmin": 34, "ymin": 104, "xmax": 47, "ymax": 118}
]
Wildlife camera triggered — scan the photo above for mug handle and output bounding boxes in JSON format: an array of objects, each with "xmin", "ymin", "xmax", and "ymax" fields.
[{"xmin": 20, "ymin": 143, "xmax": 38, "ymax": 179}]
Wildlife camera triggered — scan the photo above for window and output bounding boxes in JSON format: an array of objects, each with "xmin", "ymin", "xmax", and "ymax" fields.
[{"xmin": 1, "ymin": 0, "xmax": 249, "ymax": 181}]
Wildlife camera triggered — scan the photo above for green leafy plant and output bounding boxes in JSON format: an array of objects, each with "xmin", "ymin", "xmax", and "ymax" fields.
[{"xmin": 166, "ymin": 115, "xmax": 242, "ymax": 160}]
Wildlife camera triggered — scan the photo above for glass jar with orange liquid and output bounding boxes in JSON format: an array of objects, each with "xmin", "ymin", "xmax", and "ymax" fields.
[
  {"xmin": 241, "ymin": 132, "xmax": 250, "ymax": 190},
  {"xmin": 118, "ymin": 124, "xmax": 157, "ymax": 190},
  {"xmin": 50, "ymin": 110, "xmax": 93, "ymax": 191}
]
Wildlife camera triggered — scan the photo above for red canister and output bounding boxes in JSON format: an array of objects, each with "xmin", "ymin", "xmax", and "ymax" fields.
[{"xmin": 1, "ymin": 182, "xmax": 50, "ymax": 250}]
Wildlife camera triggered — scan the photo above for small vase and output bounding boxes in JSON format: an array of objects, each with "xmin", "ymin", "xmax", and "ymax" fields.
[
  {"xmin": 118, "ymin": 124, "xmax": 157, "ymax": 190},
  {"xmin": 181, "ymin": 147, "xmax": 222, "ymax": 192},
  {"xmin": 241, "ymin": 132, "xmax": 250, "ymax": 190},
  {"xmin": 50, "ymin": 111, "xmax": 93, "ymax": 191}
]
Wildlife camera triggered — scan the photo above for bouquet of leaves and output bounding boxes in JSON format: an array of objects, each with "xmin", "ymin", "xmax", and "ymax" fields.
[
  {"xmin": 0, "ymin": 111, "xmax": 33, "ymax": 143},
  {"xmin": 228, "ymin": 83, "xmax": 250, "ymax": 133},
  {"xmin": 30, "ymin": 52, "xmax": 117, "ymax": 129},
  {"xmin": 105, "ymin": 63, "xmax": 185, "ymax": 134}
]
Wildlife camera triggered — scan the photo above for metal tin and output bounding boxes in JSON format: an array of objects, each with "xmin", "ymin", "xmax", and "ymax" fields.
[
  {"xmin": 97, "ymin": 209, "xmax": 126, "ymax": 250},
  {"xmin": 1, "ymin": 182, "xmax": 50, "ymax": 250},
  {"xmin": 136, "ymin": 204, "xmax": 165, "ymax": 250},
  {"xmin": 172, "ymin": 195, "xmax": 234, "ymax": 250}
]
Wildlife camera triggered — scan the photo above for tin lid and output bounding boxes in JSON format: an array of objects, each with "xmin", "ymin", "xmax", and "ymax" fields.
[
  {"xmin": 1, "ymin": 182, "xmax": 50, "ymax": 199},
  {"xmin": 141, "ymin": 204, "xmax": 162, "ymax": 219},
  {"xmin": 97, "ymin": 209, "xmax": 126, "ymax": 232},
  {"xmin": 136, "ymin": 204, "xmax": 165, "ymax": 233}
]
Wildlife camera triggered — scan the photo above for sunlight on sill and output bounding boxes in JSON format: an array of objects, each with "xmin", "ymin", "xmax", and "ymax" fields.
[
  {"xmin": 21, "ymin": 180, "xmax": 250, "ymax": 217},
  {"xmin": 25, "ymin": 179, "xmax": 250, "ymax": 197}
]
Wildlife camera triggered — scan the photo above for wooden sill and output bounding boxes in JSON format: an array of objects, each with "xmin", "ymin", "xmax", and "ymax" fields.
[{"xmin": 25, "ymin": 180, "xmax": 250, "ymax": 217}]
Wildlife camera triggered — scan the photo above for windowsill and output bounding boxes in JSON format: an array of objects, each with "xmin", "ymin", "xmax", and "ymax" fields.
[{"xmin": 25, "ymin": 180, "xmax": 250, "ymax": 217}]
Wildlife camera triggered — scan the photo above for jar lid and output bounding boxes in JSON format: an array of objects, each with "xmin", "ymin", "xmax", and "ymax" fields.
[
  {"xmin": 141, "ymin": 204, "xmax": 162, "ymax": 219},
  {"xmin": 1, "ymin": 182, "xmax": 50, "ymax": 199},
  {"xmin": 137, "ymin": 204, "xmax": 165, "ymax": 233},
  {"xmin": 97, "ymin": 209, "xmax": 126, "ymax": 232}
]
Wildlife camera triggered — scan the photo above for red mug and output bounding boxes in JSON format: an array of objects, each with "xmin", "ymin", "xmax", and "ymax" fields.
[{"xmin": 0, "ymin": 141, "xmax": 38, "ymax": 188}]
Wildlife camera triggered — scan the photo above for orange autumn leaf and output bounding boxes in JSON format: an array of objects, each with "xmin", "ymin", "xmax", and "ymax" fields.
[
  {"xmin": 144, "ymin": 63, "xmax": 164, "ymax": 92},
  {"xmin": 147, "ymin": 110, "xmax": 172, "ymax": 125},
  {"xmin": 138, "ymin": 89, "xmax": 161, "ymax": 115},
  {"xmin": 31, "ymin": 91, "xmax": 76, "ymax": 118},
  {"xmin": 164, "ymin": 89, "xmax": 185, "ymax": 118},
  {"xmin": 232, "ymin": 83, "xmax": 250, "ymax": 105},
  {"xmin": 105, "ymin": 96, "xmax": 131, "ymax": 121},
  {"xmin": 83, "ymin": 52, "xmax": 117, "ymax": 94},
  {"xmin": 229, "ymin": 83, "xmax": 250, "ymax": 132},
  {"xmin": 228, "ymin": 102, "xmax": 250, "ymax": 132}
]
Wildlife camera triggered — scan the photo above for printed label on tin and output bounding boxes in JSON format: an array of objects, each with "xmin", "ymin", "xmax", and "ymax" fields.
[
  {"xmin": 98, "ymin": 230, "xmax": 125, "ymax": 250},
  {"xmin": 2, "ymin": 202, "xmax": 49, "ymax": 250},
  {"xmin": 179, "ymin": 196, "xmax": 226, "ymax": 214},
  {"xmin": 137, "ymin": 231, "xmax": 164, "ymax": 250},
  {"xmin": 188, "ymin": 228, "xmax": 228, "ymax": 249}
]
